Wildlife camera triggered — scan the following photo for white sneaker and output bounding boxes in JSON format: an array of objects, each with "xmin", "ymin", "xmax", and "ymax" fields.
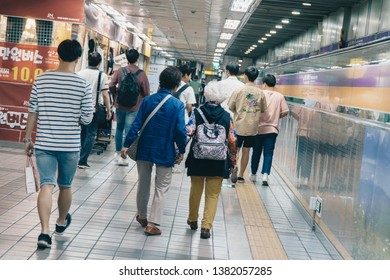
[
  {"xmin": 117, "ymin": 155, "xmax": 130, "ymax": 166},
  {"xmin": 262, "ymin": 173, "xmax": 269, "ymax": 186},
  {"xmin": 113, "ymin": 152, "xmax": 119, "ymax": 162},
  {"xmin": 250, "ymin": 174, "xmax": 257, "ymax": 182}
]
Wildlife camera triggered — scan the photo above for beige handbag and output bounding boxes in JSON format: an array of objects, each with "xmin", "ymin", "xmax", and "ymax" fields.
[{"xmin": 127, "ymin": 95, "xmax": 172, "ymax": 160}]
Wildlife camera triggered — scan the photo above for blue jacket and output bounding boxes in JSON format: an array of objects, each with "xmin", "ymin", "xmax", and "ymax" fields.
[{"xmin": 123, "ymin": 88, "xmax": 187, "ymax": 167}]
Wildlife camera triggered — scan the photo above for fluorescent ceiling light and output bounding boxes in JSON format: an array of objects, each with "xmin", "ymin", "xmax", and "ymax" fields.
[
  {"xmin": 217, "ymin": 42, "xmax": 227, "ymax": 48},
  {"xmin": 252, "ymin": 44, "xmax": 257, "ymax": 47},
  {"xmin": 214, "ymin": 53, "xmax": 222, "ymax": 56},
  {"xmin": 258, "ymin": 40, "xmax": 264, "ymax": 43},
  {"xmin": 220, "ymin": 33, "xmax": 233, "ymax": 40},
  {"xmin": 230, "ymin": 0, "xmax": 254, "ymax": 12},
  {"xmin": 292, "ymin": 11, "xmax": 300, "ymax": 15},
  {"xmin": 275, "ymin": 25, "xmax": 283, "ymax": 29},
  {"xmin": 282, "ymin": 19, "xmax": 290, "ymax": 24},
  {"xmin": 265, "ymin": 33, "xmax": 272, "ymax": 37},
  {"xmin": 270, "ymin": 30, "xmax": 277, "ymax": 34},
  {"xmin": 302, "ymin": 3, "xmax": 312, "ymax": 6},
  {"xmin": 261, "ymin": 37, "xmax": 267, "ymax": 40},
  {"xmin": 224, "ymin": 19, "xmax": 241, "ymax": 29},
  {"xmin": 238, "ymin": 59, "xmax": 243, "ymax": 62},
  {"xmin": 215, "ymin": 48, "xmax": 224, "ymax": 53}
]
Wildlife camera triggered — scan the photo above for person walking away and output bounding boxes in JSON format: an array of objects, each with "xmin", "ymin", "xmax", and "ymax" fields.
[
  {"xmin": 250, "ymin": 74, "xmax": 289, "ymax": 185},
  {"xmin": 228, "ymin": 66, "xmax": 267, "ymax": 183},
  {"xmin": 215, "ymin": 62, "xmax": 244, "ymax": 180},
  {"xmin": 189, "ymin": 75, "xmax": 202, "ymax": 107},
  {"xmin": 77, "ymin": 52, "xmax": 111, "ymax": 169},
  {"xmin": 24, "ymin": 39, "xmax": 93, "ymax": 249},
  {"xmin": 185, "ymin": 81, "xmax": 237, "ymax": 239},
  {"xmin": 175, "ymin": 64, "xmax": 197, "ymax": 124},
  {"xmin": 120, "ymin": 66, "xmax": 187, "ymax": 236},
  {"xmin": 217, "ymin": 62, "xmax": 245, "ymax": 116},
  {"xmin": 109, "ymin": 49, "xmax": 150, "ymax": 166},
  {"xmin": 172, "ymin": 64, "xmax": 197, "ymax": 173}
]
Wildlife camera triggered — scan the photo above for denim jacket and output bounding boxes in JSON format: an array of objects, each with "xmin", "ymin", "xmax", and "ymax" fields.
[{"xmin": 123, "ymin": 88, "xmax": 187, "ymax": 167}]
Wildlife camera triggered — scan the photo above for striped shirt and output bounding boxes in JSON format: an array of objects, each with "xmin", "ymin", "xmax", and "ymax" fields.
[{"xmin": 29, "ymin": 71, "xmax": 93, "ymax": 151}]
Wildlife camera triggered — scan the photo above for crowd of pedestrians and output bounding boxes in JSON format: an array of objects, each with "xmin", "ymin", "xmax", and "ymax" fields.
[{"xmin": 23, "ymin": 39, "xmax": 288, "ymax": 249}]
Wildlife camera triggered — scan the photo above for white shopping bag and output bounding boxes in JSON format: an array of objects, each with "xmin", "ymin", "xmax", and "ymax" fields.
[{"xmin": 25, "ymin": 156, "xmax": 39, "ymax": 193}]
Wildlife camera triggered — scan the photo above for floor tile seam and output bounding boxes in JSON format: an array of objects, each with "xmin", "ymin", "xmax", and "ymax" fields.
[
  {"xmin": 219, "ymin": 188, "xmax": 241, "ymax": 260},
  {"xmin": 59, "ymin": 175, "xmax": 137, "ymax": 260},
  {"xmin": 166, "ymin": 171, "xmax": 204, "ymax": 260},
  {"xmin": 261, "ymin": 169, "xmax": 324, "ymax": 259},
  {"xmin": 235, "ymin": 182, "xmax": 287, "ymax": 260},
  {"xmin": 271, "ymin": 164, "xmax": 349, "ymax": 260},
  {"xmin": 0, "ymin": 205, "xmax": 44, "ymax": 259}
]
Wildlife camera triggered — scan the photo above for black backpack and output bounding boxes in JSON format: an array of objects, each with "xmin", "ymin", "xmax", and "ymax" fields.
[{"xmin": 117, "ymin": 68, "xmax": 143, "ymax": 107}]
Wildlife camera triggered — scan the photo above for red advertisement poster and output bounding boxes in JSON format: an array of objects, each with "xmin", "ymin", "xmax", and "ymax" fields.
[
  {"xmin": 0, "ymin": 42, "xmax": 58, "ymax": 142},
  {"xmin": 0, "ymin": 82, "xmax": 32, "ymax": 142},
  {"xmin": 0, "ymin": 0, "xmax": 85, "ymax": 23},
  {"xmin": 0, "ymin": 42, "xmax": 58, "ymax": 84}
]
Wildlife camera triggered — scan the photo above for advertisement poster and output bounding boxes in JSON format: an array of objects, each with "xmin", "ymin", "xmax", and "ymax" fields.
[
  {"xmin": 0, "ymin": 42, "xmax": 58, "ymax": 142},
  {"xmin": 0, "ymin": 0, "xmax": 85, "ymax": 23}
]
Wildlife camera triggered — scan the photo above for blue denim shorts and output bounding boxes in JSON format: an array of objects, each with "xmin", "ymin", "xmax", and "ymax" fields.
[{"xmin": 35, "ymin": 149, "xmax": 80, "ymax": 188}]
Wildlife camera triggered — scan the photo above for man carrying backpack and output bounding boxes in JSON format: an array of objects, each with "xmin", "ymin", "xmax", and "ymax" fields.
[{"xmin": 109, "ymin": 49, "xmax": 150, "ymax": 166}]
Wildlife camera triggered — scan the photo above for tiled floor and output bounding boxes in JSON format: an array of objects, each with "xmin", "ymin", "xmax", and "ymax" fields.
[{"xmin": 0, "ymin": 139, "xmax": 341, "ymax": 260}]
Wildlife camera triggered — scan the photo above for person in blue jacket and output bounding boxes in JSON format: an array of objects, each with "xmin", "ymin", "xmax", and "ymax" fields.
[{"xmin": 121, "ymin": 66, "xmax": 187, "ymax": 236}]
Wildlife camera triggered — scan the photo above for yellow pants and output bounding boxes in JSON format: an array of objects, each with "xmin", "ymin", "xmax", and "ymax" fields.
[{"xmin": 188, "ymin": 176, "xmax": 223, "ymax": 229}]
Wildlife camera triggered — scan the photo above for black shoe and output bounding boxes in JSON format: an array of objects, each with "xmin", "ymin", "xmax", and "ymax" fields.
[
  {"xmin": 200, "ymin": 228, "xmax": 210, "ymax": 239},
  {"xmin": 237, "ymin": 177, "xmax": 245, "ymax": 183},
  {"xmin": 78, "ymin": 163, "xmax": 90, "ymax": 169},
  {"xmin": 37, "ymin": 233, "xmax": 52, "ymax": 249},
  {"xmin": 55, "ymin": 213, "xmax": 72, "ymax": 235},
  {"xmin": 187, "ymin": 220, "xmax": 198, "ymax": 230}
]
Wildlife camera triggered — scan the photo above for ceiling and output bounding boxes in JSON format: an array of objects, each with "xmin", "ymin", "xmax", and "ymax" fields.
[{"xmin": 90, "ymin": 0, "xmax": 362, "ymax": 70}]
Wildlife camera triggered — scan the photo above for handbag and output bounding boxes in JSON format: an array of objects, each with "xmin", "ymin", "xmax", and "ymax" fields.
[
  {"xmin": 95, "ymin": 71, "xmax": 107, "ymax": 128},
  {"xmin": 127, "ymin": 94, "xmax": 172, "ymax": 160},
  {"xmin": 25, "ymin": 156, "xmax": 39, "ymax": 193}
]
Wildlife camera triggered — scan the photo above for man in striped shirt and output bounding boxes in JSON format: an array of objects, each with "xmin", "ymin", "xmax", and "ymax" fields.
[{"xmin": 24, "ymin": 39, "xmax": 93, "ymax": 249}]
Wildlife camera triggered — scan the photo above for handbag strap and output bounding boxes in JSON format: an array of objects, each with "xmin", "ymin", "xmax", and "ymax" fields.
[
  {"xmin": 95, "ymin": 71, "xmax": 102, "ymax": 108},
  {"xmin": 138, "ymin": 94, "xmax": 172, "ymax": 136}
]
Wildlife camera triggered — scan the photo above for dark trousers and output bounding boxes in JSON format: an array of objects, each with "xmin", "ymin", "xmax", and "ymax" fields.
[
  {"xmin": 79, "ymin": 114, "xmax": 98, "ymax": 165},
  {"xmin": 251, "ymin": 133, "xmax": 278, "ymax": 175}
]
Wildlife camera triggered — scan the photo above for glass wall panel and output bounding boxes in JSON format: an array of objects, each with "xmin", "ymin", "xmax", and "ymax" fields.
[
  {"xmin": 379, "ymin": 0, "xmax": 390, "ymax": 31},
  {"xmin": 368, "ymin": 0, "xmax": 382, "ymax": 34},
  {"xmin": 348, "ymin": 5, "xmax": 359, "ymax": 40},
  {"xmin": 356, "ymin": 1, "xmax": 369, "ymax": 38}
]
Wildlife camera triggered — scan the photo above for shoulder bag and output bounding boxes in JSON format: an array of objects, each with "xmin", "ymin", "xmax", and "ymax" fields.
[
  {"xmin": 95, "ymin": 71, "xmax": 107, "ymax": 128},
  {"xmin": 127, "ymin": 94, "xmax": 172, "ymax": 160}
]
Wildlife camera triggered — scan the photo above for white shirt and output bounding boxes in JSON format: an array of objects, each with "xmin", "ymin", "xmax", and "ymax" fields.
[
  {"xmin": 217, "ymin": 76, "xmax": 245, "ymax": 115},
  {"xmin": 177, "ymin": 81, "xmax": 196, "ymax": 123},
  {"xmin": 77, "ymin": 67, "xmax": 109, "ymax": 111}
]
